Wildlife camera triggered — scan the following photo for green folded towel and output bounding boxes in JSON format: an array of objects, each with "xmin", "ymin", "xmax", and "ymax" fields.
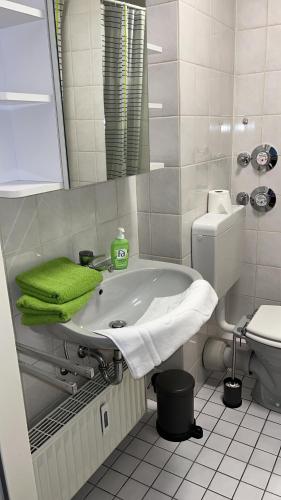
[
  {"xmin": 16, "ymin": 257, "xmax": 102, "ymax": 304},
  {"xmin": 17, "ymin": 291, "xmax": 93, "ymax": 325}
]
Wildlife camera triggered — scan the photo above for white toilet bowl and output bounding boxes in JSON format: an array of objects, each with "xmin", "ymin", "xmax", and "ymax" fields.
[{"xmin": 244, "ymin": 305, "xmax": 281, "ymax": 412}]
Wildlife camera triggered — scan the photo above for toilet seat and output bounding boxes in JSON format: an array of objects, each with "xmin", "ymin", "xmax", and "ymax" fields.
[{"xmin": 246, "ymin": 305, "xmax": 281, "ymax": 347}]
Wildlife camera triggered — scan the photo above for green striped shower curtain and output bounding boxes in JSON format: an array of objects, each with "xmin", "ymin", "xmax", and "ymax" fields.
[{"xmin": 102, "ymin": 1, "xmax": 150, "ymax": 179}]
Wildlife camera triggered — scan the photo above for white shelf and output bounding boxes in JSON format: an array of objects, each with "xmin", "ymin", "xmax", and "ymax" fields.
[
  {"xmin": 0, "ymin": 92, "xmax": 51, "ymax": 106},
  {"xmin": 149, "ymin": 103, "xmax": 163, "ymax": 110},
  {"xmin": 147, "ymin": 43, "xmax": 162, "ymax": 55},
  {"xmin": 150, "ymin": 162, "xmax": 164, "ymax": 171},
  {"xmin": 0, "ymin": 181, "xmax": 62, "ymax": 198},
  {"xmin": 0, "ymin": 0, "xmax": 44, "ymax": 28}
]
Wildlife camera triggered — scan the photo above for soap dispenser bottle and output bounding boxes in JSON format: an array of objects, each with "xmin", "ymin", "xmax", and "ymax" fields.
[{"xmin": 111, "ymin": 227, "xmax": 129, "ymax": 270}]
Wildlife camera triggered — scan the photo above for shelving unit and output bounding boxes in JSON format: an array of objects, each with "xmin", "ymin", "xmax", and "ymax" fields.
[
  {"xmin": 0, "ymin": 0, "xmax": 44, "ymax": 28},
  {"xmin": 0, "ymin": 181, "xmax": 62, "ymax": 198},
  {"xmin": 148, "ymin": 102, "xmax": 163, "ymax": 110},
  {"xmin": 147, "ymin": 43, "xmax": 162, "ymax": 55},
  {"xmin": 150, "ymin": 162, "xmax": 164, "ymax": 171},
  {"xmin": 0, "ymin": 92, "xmax": 51, "ymax": 106},
  {"xmin": 0, "ymin": 0, "xmax": 66, "ymax": 198}
]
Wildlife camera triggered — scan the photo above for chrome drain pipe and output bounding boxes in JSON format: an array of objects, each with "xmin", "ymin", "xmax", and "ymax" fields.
[{"xmin": 78, "ymin": 346, "xmax": 123, "ymax": 385}]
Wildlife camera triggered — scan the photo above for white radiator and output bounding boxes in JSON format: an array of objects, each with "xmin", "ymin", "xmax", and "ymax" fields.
[{"xmin": 29, "ymin": 366, "xmax": 146, "ymax": 500}]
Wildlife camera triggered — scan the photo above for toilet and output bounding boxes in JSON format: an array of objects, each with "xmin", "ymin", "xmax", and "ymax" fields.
[{"xmin": 192, "ymin": 206, "xmax": 281, "ymax": 412}]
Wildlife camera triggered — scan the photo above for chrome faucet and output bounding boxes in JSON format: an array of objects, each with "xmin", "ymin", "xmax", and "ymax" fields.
[{"xmin": 79, "ymin": 250, "xmax": 114, "ymax": 272}]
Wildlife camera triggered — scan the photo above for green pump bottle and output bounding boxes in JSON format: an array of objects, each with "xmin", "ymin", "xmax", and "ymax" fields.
[{"xmin": 111, "ymin": 227, "xmax": 129, "ymax": 270}]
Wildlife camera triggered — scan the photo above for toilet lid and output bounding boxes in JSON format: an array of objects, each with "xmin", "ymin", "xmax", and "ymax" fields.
[{"xmin": 246, "ymin": 305, "xmax": 281, "ymax": 342}]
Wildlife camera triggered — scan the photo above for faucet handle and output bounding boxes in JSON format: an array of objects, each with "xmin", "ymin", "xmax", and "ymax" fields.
[
  {"xmin": 79, "ymin": 250, "xmax": 94, "ymax": 266},
  {"xmin": 79, "ymin": 250, "xmax": 106, "ymax": 267}
]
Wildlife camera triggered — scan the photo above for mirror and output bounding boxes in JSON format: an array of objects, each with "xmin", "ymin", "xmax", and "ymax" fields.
[{"xmin": 53, "ymin": 0, "xmax": 150, "ymax": 187}]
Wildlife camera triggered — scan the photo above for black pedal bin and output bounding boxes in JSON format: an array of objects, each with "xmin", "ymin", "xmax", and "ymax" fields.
[{"xmin": 151, "ymin": 369, "xmax": 203, "ymax": 442}]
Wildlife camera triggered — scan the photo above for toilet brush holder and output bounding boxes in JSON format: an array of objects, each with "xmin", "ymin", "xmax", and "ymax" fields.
[
  {"xmin": 223, "ymin": 333, "xmax": 242, "ymax": 408},
  {"xmin": 223, "ymin": 377, "xmax": 242, "ymax": 408}
]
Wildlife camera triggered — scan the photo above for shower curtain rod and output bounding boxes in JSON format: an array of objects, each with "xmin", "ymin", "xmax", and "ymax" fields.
[{"xmin": 102, "ymin": 0, "xmax": 146, "ymax": 11}]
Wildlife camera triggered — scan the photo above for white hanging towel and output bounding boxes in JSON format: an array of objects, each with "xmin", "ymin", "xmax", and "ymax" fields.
[{"xmin": 96, "ymin": 279, "xmax": 218, "ymax": 379}]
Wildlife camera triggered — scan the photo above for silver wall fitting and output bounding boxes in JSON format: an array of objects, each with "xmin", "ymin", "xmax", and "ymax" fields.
[
  {"xmin": 236, "ymin": 192, "xmax": 249, "ymax": 206},
  {"xmin": 251, "ymin": 145, "xmax": 278, "ymax": 172},
  {"xmin": 250, "ymin": 186, "xmax": 276, "ymax": 212},
  {"xmin": 237, "ymin": 152, "xmax": 251, "ymax": 167},
  {"xmin": 17, "ymin": 342, "xmax": 95, "ymax": 379},
  {"xmin": 78, "ymin": 346, "xmax": 123, "ymax": 385},
  {"xmin": 242, "ymin": 117, "xmax": 248, "ymax": 125},
  {"xmin": 19, "ymin": 361, "xmax": 78, "ymax": 395}
]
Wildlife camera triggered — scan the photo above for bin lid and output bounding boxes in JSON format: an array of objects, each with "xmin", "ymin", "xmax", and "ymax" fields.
[{"xmin": 155, "ymin": 370, "xmax": 194, "ymax": 395}]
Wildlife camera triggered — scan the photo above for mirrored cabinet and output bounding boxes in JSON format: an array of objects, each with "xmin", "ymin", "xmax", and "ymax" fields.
[{"xmin": 0, "ymin": 0, "xmax": 164, "ymax": 197}]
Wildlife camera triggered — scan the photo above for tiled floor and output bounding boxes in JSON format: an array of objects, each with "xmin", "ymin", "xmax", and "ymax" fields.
[{"xmin": 72, "ymin": 371, "xmax": 281, "ymax": 500}]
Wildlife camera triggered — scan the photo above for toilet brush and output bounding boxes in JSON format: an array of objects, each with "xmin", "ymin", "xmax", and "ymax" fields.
[{"xmin": 223, "ymin": 333, "xmax": 242, "ymax": 408}]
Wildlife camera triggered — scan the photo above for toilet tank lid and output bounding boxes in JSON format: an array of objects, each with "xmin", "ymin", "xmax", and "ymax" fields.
[
  {"xmin": 192, "ymin": 206, "xmax": 245, "ymax": 236},
  {"xmin": 247, "ymin": 305, "xmax": 281, "ymax": 342}
]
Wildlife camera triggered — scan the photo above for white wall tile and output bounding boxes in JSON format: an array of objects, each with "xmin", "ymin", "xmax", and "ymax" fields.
[
  {"xmin": 147, "ymin": 2, "xmax": 178, "ymax": 64},
  {"xmin": 149, "ymin": 62, "xmax": 179, "ymax": 117},
  {"xmin": 257, "ymin": 231, "xmax": 281, "ymax": 267},
  {"xmin": 266, "ymin": 26, "xmax": 281, "ymax": 71},
  {"xmin": 256, "ymin": 265, "xmax": 281, "ymax": 301},
  {"xmin": 264, "ymin": 71, "xmax": 281, "ymax": 114},
  {"xmin": 151, "ymin": 213, "xmax": 181, "ymax": 258},
  {"xmin": 234, "ymin": 74, "xmax": 264, "ymax": 116},
  {"xmin": 150, "ymin": 168, "xmax": 180, "ymax": 214},
  {"xmin": 211, "ymin": 0, "xmax": 235, "ymax": 28},
  {"xmin": 150, "ymin": 117, "xmax": 179, "ymax": 166},
  {"xmin": 236, "ymin": 0, "xmax": 268, "ymax": 29},
  {"xmin": 235, "ymin": 29, "xmax": 267, "ymax": 74},
  {"xmin": 268, "ymin": 0, "xmax": 281, "ymax": 25},
  {"xmin": 94, "ymin": 181, "xmax": 118, "ymax": 223}
]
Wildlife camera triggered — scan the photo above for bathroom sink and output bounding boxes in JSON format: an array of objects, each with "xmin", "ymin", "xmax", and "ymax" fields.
[{"xmin": 46, "ymin": 258, "xmax": 202, "ymax": 349}]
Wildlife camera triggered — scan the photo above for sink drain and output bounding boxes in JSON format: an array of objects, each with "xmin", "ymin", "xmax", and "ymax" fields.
[{"xmin": 109, "ymin": 320, "xmax": 127, "ymax": 329}]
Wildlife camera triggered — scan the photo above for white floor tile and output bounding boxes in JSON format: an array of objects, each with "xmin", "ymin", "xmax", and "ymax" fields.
[
  {"xmin": 218, "ymin": 455, "xmax": 246, "ymax": 480},
  {"xmin": 144, "ymin": 446, "xmax": 172, "ymax": 468},
  {"xmin": 98, "ymin": 470, "xmax": 127, "ymax": 495},
  {"xmin": 209, "ymin": 392, "xmax": 224, "ymax": 406},
  {"xmin": 129, "ymin": 422, "xmax": 144, "ymax": 437},
  {"xmin": 205, "ymin": 433, "xmax": 231, "ymax": 454},
  {"xmin": 131, "ymin": 461, "xmax": 161, "ymax": 486},
  {"xmin": 236, "ymin": 399, "xmax": 251, "ymax": 413},
  {"xmin": 241, "ymin": 414, "xmax": 265, "ymax": 433},
  {"xmin": 227, "ymin": 440, "xmax": 253, "ymax": 462},
  {"xmin": 71, "ymin": 483, "xmax": 93, "ymax": 500},
  {"xmin": 250, "ymin": 448, "xmax": 276, "ymax": 472},
  {"xmin": 204, "ymin": 492, "xmax": 228, "ymax": 500},
  {"xmin": 233, "ymin": 482, "xmax": 263, "ymax": 500},
  {"xmin": 273, "ymin": 457, "xmax": 281, "ymax": 476},
  {"xmin": 174, "ymin": 480, "xmax": 205, "ymax": 500},
  {"xmin": 164, "ymin": 454, "xmax": 192, "ymax": 477},
  {"xmin": 269, "ymin": 411, "xmax": 281, "ymax": 425},
  {"xmin": 263, "ymin": 492, "xmax": 281, "ymax": 500},
  {"xmin": 118, "ymin": 478, "xmax": 149, "ymax": 500},
  {"xmin": 103, "ymin": 450, "xmax": 121, "ymax": 467},
  {"xmin": 155, "ymin": 437, "xmax": 179, "ymax": 452},
  {"xmin": 186, "ymin": 463, "xmax": 215, "ymax": 488},
  {"xmin": 256, "ymin": 434, "xmax": 281, "ymax": 455},
  {"xmin": 235, "ymin": 426, "xmax": 260, "ymax": 447},
  {"xmin": 196, "ymin": 413, "xmax": 218, "ymax": 432},
  {"xmin": 117, "ymin": 435, "xmax": 133, "ymax": 451},
  {"xmin": 152, "ymin": 470, "xmax": 182, "ymax": 497},
  {"xmin": 203, "ymin": 402, "xmax": 224, "ymax": 418},
  {"xmin": 86, "ymin": 487, "xmax": 114, "ymax": 500},
  {"xmin": 125, "ymin": 438, "xmax": 152, "ymax": 459},
  {"xmin": 176, "ymin": 440, "xmax": 202, "ymax": 461},
  {"xmin": 204, "ymin": 379, "xmax": 219, "ymax": 390},
  {"xmin": 89, "ymin": 465, "xmax": 108, "ymax": 485},
  {"xmin": 242, "ymin": 464, "xmax": 270, "ymax": 489},
  {"xmin": 196, "ymin": 447, "xmax": 224, "ymax": 470},
  {"xmin": 213, "ymin": 420, "xmax": 238, "ymax": 438},
  {"xmin": 209, "ymin": 471, "xmax": 239, "ymax": 498},
  {"xmin": 112, "ymin": 453, "xmax": 140, "ymax": 476},
  {"xmin": 221, "ymin": 408, "xmax": 244, "ymax": 425},
  {"xmin": 247, "ymin": 402, "xmax": 270, "ymax": 419},
  {"xmin": 264, "ymin": 421, "xmax": 281, "ymax": 441},
  {"xmin": 137, "ymin": 425, "xmax": 159, "ymax": 444},
  {"xmin": 267, "ymin": 474, "xmax": 281, "ymax": 496},
  {"xmin": 143, "ymin": 489, "xmax": 171, "ymax": 500},
  {"xmin": 196, "ymin": 387, "xmax": 214, "ymax": 400},
  {"xmin": 194, "ymin": 398, "xmax": 207, "ymax": 412}
]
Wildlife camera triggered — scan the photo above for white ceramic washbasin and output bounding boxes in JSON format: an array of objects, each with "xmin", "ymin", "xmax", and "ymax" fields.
[{"xmin": 47, "ymin": 258, "xmax": 202, "ymax": 349}]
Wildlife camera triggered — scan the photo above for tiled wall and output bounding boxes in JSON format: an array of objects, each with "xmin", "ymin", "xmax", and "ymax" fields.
[
  {"xmin": 138, "ymin": 0, "xmax": 235, "ymax": 386},
  {"xmin": 0, "ymin": 178, "xmax": 138, "ymax": 425},
  {"xmin": 228, "ymin": 0, "xmax": 281, "ymax": 323}
]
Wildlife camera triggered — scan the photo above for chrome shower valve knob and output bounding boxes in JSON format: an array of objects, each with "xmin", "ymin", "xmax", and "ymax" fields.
[{"xmin": 237, "ymin": 152, "xmax": 251, "ymax": 167}]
